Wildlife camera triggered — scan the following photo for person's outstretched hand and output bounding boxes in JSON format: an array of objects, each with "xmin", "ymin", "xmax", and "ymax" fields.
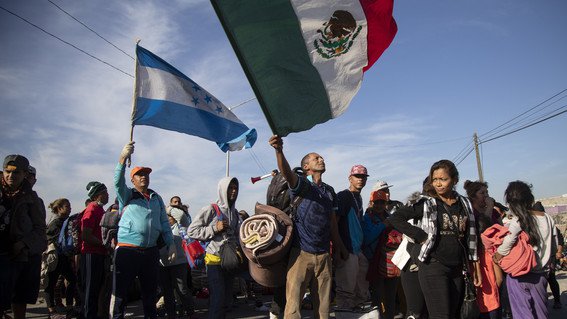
[{"xmin": 119, "ymin": 141, "xmax": 135, "ymax": 164}]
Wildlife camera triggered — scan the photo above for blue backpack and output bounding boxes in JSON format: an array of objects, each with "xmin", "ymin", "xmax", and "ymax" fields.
[{"xmin": 57, "ymin": 211, "xmax": 84, "ymax": 256}]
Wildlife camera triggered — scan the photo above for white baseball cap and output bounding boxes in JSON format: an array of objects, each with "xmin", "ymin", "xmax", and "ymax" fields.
[{"xmin": 372, "ymin": 180, "xmax": 393, "ymax": 191}]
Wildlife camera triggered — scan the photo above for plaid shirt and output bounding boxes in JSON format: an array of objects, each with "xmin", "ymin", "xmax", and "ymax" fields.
[{"xmin": 418, "ymin": 195, "xmax": 478, "ymax": 262}]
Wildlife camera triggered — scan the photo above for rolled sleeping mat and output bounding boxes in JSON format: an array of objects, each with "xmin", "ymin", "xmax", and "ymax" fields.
[{"xmin": 239, "ymin": 203, "xmax": 294, "ymax": 266}]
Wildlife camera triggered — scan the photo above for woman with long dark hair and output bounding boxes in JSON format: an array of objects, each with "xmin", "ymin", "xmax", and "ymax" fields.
[
  {"xmin": 388, "ymin": 160, "xmax": 481, "ymax": 319},
  {"xmin": 493, "ymin": 181, "xmax": 557, "ymax": 319}
]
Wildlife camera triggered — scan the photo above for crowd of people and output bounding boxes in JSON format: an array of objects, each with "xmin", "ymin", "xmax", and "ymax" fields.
[{"xmin": 0, "ymin": 135, "xmax": 565, "ymax": 319}]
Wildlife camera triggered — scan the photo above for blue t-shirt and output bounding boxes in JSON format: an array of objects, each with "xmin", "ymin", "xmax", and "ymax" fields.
[
  {"xmin": 336, "ymin": 190, "xmax": 364, "ymax": 254},
  {"xmin": 291, "ymin": 175, "xmax": 337, "ymax": 254}
]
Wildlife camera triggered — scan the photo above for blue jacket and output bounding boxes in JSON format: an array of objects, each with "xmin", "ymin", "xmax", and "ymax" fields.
[
  {"xmin": 361, "ymin": 209, "xmax": 386, "ymax": 260},
  {"xmin": 114, "ymin": 163, "xmax": 173, "ymax": 248}
]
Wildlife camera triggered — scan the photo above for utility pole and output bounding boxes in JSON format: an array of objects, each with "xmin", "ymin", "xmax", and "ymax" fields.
[{"xmin": 473, "ymin": 133, "xmax": 484, "ymax": 182}]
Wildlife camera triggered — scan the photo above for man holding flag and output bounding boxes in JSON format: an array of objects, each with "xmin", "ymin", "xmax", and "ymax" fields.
[
  {"xmin": 269, "ymin": 135, "xmax": 346, "ymax": 319},
  {"xmin": 110, "ymin": 142, "xmax": 175, "ymax": 319},
  {"xmin": 131, "ymin": 45, "xmax": 256, "ymax": 152}
]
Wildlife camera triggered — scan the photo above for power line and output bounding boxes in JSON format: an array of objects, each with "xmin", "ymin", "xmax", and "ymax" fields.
[
  {"xmin": 47, "ymin": 0, "xmax": 135, "ymax": 60},
  {"xmin": 451, "ymin": 139, "xmax": 473, "ymax": 164},
  {"xmin": 229, "ymin": 97, "xmax": 256, "ymax": 110},
  {"xmin": 289, "ymin": 135, "xmax": 470, "ymax": 149},
  {"xmin": 250, "ymin": 148, "xmax": 267, "ymax": 173},
  {"xmin": 481, "ymin": 94, "xmax": 567, "ymax": 142},
  {"xmin": 0, "ymin": 5, "xmax": 134, "ymax": 78},
  {"xmin": 247, "ymin": 149, "xmax": 267, "ymax": 174},
  {"xmin": 479, "ymin": 88, "xmax": 567, "ymax": 140},
  {"xmin": 480, "ymin": 106, "xmax": 567, "ymax": 144},
  {"xmin": 454, "ymin": 147, "xmax": 474, "ymax": 166}
]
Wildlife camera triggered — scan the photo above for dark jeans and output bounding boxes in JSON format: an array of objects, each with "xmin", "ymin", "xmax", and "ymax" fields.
[
  {"xmin": 548, "ymin": 269, "xmax": 560, "ymax": 301},
  {"xmin": 81, "ymin": 253, "xmax": 106, "ymax": 319},
  {"xmin": 206, "ymin": 264, "xmax": 234, "ymax": 319},
  {"xmin": 401, "ymin": 265, "xmax": 427, "ymax": 318},
  {"xmin": 111, "ymin": 246, "xmax": 159, "ymax": 319},
  {"xmin": 270, "ymin": 286, "xmax": 286, "ymax": 316},
  {"xmin": 45, "ymin": 255, "xmax": 77, "ymax": 308},
  {"xmin": 418, "ymin": 260, "xmax": 463, "ymax": 319},
  {"xmin": 369, "ymin": 277, "xmax": 399, "ymax": 319},
  {"xmin": 159, "ymin": 264, "xmax": 194, "ymax": 318}
]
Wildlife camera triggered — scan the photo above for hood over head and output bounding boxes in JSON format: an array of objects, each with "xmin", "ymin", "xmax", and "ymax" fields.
[{"xmin": 217, "ymin": 176, "xmax": 238, "ymax": 210}]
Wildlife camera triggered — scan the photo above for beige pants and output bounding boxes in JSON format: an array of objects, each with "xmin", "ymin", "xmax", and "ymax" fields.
[{"xmin": 284, "ymin": 247, "xmax": 332, "ymax": 319}]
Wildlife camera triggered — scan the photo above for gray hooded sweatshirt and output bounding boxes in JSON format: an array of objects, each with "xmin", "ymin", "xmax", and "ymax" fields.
[{"xmin": 187, "ymin": 177, "xmax": 241, "ymax": 259}]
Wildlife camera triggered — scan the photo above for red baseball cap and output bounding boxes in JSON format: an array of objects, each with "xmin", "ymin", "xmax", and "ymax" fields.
[{"xmin": 349, "ymin": 164, "xmax": 368, "ymax": 176}]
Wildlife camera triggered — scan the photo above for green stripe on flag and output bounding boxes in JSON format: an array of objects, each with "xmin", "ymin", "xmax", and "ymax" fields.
[{"xmin": 211, "ymin": 0, "xmax": 332, "ymax": 136}]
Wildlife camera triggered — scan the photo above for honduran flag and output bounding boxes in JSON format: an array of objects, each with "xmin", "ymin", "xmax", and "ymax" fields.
[
  {"xmin": 211, "ymin": 0, "xmax": 397, "ymax": 136},
  {"xmin": 133, "ymin": 45, "xmax": 257, "ymax": 152}
]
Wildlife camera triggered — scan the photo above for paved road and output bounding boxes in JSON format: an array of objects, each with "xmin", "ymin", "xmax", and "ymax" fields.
[{"xmin": 24, "ymin": 270, "xmax": 567, "ymax": 318}]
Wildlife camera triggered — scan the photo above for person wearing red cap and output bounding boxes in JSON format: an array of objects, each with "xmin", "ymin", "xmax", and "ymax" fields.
[
  {"xmin": 362, "ymin": 188, "xmax": 402, "ymax": 318},
  {"xmin": 111, "ymin": 142, "xmax": 175, "ymax": 319},
  {"xmin": 1, "ymin": 154, "xmax": 47, "ymax": 319},
  {"xmin": 333, "ymin": 165, "xmax": 370, "ymax": 311}
]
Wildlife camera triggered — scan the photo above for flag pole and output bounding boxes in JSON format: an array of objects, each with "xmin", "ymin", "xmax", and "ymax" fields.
[
  {"xmin": 128, "ymin": 39, "xmax": 141, "ymax": 167},
  {"xmin": 226, "ymin": 151, "xmax": 230, "ymax": 177}
]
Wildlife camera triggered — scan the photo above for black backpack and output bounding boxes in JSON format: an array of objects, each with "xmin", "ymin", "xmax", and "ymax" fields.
[{"xmin": 266, "ymin": 167, "xmax": 304, "ymax": 215}]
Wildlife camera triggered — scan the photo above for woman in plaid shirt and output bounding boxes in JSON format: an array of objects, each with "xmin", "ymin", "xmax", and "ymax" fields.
[{"xmin": 388, "ymin": 160, "xmax": 481, "ymax": 319}]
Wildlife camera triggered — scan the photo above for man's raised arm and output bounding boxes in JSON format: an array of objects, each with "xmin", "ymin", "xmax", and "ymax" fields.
[{"xmin": 269, "ymin": 135, "xmax": 298, "ymax": 189}]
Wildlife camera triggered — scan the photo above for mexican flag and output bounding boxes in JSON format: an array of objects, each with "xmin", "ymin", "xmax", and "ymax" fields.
[{"xmin": 211, "ymin": 0, "xmax": 397, "ymax": 136}]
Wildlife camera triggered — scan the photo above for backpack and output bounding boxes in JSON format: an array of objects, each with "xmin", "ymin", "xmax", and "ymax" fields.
[
  {"xmin": 266, "ymin": 167, "xmax": 304, "ymax": 215},
  {"xmin": 57, "ymin": 211, "xmax": 84, "ymax": 256},
  {"xmin": 100, "ymin": 209, "xmax": 120, "ymax": 249}
]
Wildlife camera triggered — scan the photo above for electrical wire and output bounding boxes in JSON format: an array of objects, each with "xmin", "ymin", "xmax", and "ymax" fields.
[
  {"xmin": 229, "ymin": 97, "xmax": 256, "ymax": 110},
  {"xmin": 289, "ymin": 134, "xmax": 470, "ymax": 149},
  {"xmin": 250, "ymin": 148, "xmax": 267, "ymax": 173},
  {"xmin": 47, "ymin": 0, "xmax": 135, "ymax": 60},
  {"xmin": 454, "ymin": 147, "xmax": 474, "ymax": 166},
  {"xmin": 479, "ymin": 88, "xmax": 567, "ymax": 140},
  {"xmin": 247, "ymin": 149, "xmax": 267, "ymax": 174},
  {"xmin": 480, "ymin": 106, "xmax": 567, "ymax": 144},
  {"xmin": 481, "ymin": 94, "xmax": 567, "ymax": 141},
  {"xmin": 451, "ymin": 139, "xmax": 473, "ymax": 164},
  {"xmin": 0, "ymin": 5, "xmax": 134, "ymax": 78}
]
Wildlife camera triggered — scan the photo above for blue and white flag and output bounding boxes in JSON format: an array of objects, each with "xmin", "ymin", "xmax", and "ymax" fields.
[{"xmin": 133, "ymin": 45, "xmax": 257, "ymax": 152}]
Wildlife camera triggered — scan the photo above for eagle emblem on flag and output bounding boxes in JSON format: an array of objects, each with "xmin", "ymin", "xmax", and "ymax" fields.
[{"xmin": 314, "ymin": 10, "xmax": 362, "ymax": 59}]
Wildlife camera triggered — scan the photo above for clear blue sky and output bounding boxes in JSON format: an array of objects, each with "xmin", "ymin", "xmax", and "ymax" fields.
[{"xmin": 1, "ymin": 0, "xmax": 566, "ymax": 219}]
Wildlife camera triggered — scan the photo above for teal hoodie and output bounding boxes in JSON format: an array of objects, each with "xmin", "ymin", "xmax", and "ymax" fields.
[{"xmin": 114, "ymin": 163, "xmax": 173, "ymax": 248}]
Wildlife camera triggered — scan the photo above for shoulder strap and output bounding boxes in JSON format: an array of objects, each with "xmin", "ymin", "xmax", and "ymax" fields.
[{"xmin": 212, "ymin": 203, "xmax": 222, "ymax": 219}]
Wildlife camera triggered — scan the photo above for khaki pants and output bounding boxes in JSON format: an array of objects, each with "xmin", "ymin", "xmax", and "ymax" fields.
[
  {"xmin": 334, "ymin": 252, "xmax": 369, "ymax": 308},
  {"xmin": 284, "ymin": 247, "xmax": 332, "ymax": 319}
]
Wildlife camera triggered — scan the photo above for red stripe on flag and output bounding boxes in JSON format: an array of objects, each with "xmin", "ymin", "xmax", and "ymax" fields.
[{"xmin": 360, "ymin": 0, "xmax": 398, "ymax": 72}]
